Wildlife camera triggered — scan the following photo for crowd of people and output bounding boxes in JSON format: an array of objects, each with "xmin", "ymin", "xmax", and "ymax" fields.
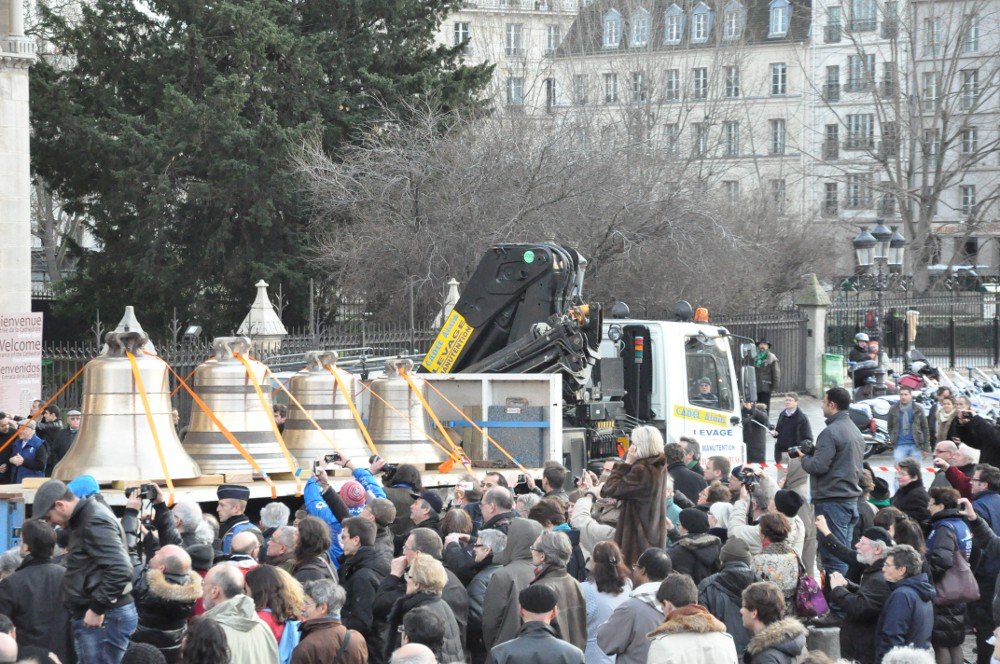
[{"xmin": 7, "ymin": 385, "xmax": 1000, "ymax": 663}]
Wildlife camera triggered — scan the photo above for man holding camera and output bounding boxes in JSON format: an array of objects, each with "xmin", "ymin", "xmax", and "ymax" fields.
[
  {"xmin": 955, "ymin": 407, "xmax": 1000, "ymax": 468},
  {"xmin": 793, "ymin": 387, "xmax": 864, "ymax": 575}
]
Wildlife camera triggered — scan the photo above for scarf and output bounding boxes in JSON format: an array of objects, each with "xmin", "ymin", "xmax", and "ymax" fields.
[
  {"xmin": 755, "ymin": 350, "xmax": 770, "ymax": 367},
  {"xmin": 938, "ymin": 408, "xmax": 955, "ymax": 425}
]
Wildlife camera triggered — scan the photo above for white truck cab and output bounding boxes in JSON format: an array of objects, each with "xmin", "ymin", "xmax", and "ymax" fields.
[{"xmin": 601, "ymin": 318, "xmax": 746, "ymax": 466}]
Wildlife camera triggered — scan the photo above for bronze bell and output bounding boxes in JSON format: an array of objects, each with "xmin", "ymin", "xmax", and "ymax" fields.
[
  {"xmin": 283, "ymin": 351, "xmax": 371, "ymax": 468},
  {"xmin": 367, "ymin": 359, "xmax": 448, "ymax": 465},
  {"xmin": 53, "ymin": 331, "xmax": 202, "ymax": 482},
  {"xmin": 182, "ymin": 336, "xmax": 291, "ymax": 475}
]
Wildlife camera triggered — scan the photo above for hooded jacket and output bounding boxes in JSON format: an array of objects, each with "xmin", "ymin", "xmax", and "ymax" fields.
[
  {"xmin": 646, "ymin": 604, "xmax": 739, "ymax": 664},
  {"xmin": 481, "ymin": 518, "xmax": 544, "ymax": 655},
  {"xmin": 874, "ymin": 573, "xmax": 936, "ymax": 662},
  {"xmin": 0, "ymin": 555, "xmax": 72, "ymax": 664},
  {"xmin": 801, "ymin": 410, "xmax": 864, "ymax": 502},
  {"xmin": 131, "ymin": 568, "xmax": 202, "ymax": 662},
  {"xmin": 385, "ymin": 592, "xmax": 463, "ymax": 663},
  {"xmin": 595, "ymin": 580, "xmax": 665, "ymax": 664},
  {"xmin": 603, "ymin": 454, "xmax": 670, "ymax": 566},
  {"xmin": 698, "ymin": 561, "xmax": 756, "ymax": 657},
  {"xmin": 491, "ymin": 620, "xmax": 585, "ymax": 664},
  {"xmin": 203, "ymin": 594, "xmax": 279, "ymax": 664},
  {"xmin": 667, "ymin": 533, "xmax": 722, "ymax": 584},
  {"xmin": 828, "ymin": 558, "xmax": 892, "ymax": 664},
  {"xmin": 743, "ymin": 617, "xmax": 808, "ymax": 664},
  {"xmin": 530, "ymin": 562, "xmax": 587, "ymax": 651},
  {"xmin": 339, "ymin": 545, "xmax": 389, "ymax": 657}
]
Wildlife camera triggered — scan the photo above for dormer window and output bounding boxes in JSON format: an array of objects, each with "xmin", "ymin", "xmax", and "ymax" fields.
[
  {"xmin": 722, "ymin": 0, "xmax": 744, "ymax": 39},
  {"xmin": 631, "ymin": 8, "xmax": 650, "ymax": 46},
  {"xmin": 691, "ymin": 2, "xmax": 713, "ymax": 43},
  {"xmin": 769, "ymin": 0, "xmax": 790, "ymax": 36},
  {"xmin": 664, "ymin": 4, "xmax": 684, "ymax": 44},
  {"xmin": 604, "ymin": 9, "xmax": 622, "ymax": 48}
]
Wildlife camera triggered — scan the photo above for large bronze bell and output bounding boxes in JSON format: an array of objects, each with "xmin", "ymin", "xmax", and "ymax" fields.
[
  {"xmin": 53, "ymin": 331, "xmax": 202, "ymax": 482},
  {"xmin": 182, "ymin": 337, "xmax": 291, "ymax": 475},
  {"xmin": 367, "ymin": 359, "xmax": 448, "ymax": 465},
  {"xmin": 283, "ymin": 351, "xmax": 371, "ymax": 467}
]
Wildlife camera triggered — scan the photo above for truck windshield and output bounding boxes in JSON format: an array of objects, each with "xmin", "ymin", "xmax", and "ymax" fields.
[{"xmin": 685, "ymin": 335, "xmax": 734, "ymax": 412}]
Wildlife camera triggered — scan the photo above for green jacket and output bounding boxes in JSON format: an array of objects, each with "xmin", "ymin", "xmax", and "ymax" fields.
[
  {"xmin": 887, "ymin": 402, "xmax": 930, "ymax": 452},
  {"xmin": 203, "ymin": 595, "xmax": 278, "ymax": 664}
]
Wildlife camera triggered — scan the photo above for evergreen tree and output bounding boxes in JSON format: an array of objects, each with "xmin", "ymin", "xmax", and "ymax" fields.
[{"xmin": 30, "ymin": 0, "xmax": 490, "ymax": 335}]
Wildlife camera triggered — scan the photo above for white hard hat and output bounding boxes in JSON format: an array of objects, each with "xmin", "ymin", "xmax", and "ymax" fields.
[{"xmin": 854, "ymin": 332, "xmax": 870, "ymax": 342}]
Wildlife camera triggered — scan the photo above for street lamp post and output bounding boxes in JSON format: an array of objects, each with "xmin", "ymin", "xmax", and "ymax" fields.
[{"xmin": 852, "ymin": 220, "xmax": 908, "ymax": 392}]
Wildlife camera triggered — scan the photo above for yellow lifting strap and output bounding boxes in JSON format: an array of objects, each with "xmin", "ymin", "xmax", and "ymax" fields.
[
  {"xmin": 235, "ymin": 353, "xmax": 302, "ymax": 497},
  {"xmin": 323, "ymin": 364, "xmax": 380, "ymax": 457},
  {"xmin": 125, "ymin": 351, "xmax": 176, "ymax": 506},
  {"xmin": 265, "ymin": 368, "xmax": 343, "ymax": 456},
  {"xmin": 397, "ymin": 365, "xmax": 469, "ymax": 473}
]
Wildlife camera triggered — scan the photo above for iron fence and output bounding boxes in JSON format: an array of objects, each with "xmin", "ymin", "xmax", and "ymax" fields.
[{"xmin": 714, "ymin": 310, "xmax": 809, "ymax": 393}]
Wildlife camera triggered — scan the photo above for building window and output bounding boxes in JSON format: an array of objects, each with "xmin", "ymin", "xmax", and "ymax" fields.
[
  {"xmin": 846, "ymin": 114, "xmax": 874, "ymax": 149},
  {"xmin": 826, "ymin": 6, "xmax": 841, "ymax": 42},
  {"xmin": 846, "ymin": 173, "xmax": 872, "ymax": 208},
  {"xmin": 665, "ymin": 69, "xmax": 680, "ymax": 100},
  {"xmin": 846, "ymin": 54, "xmax": 874, "ymax": 92},
  {"xmin": 923, "ymin": 17, "xmax": 941, "ymax": 56},
  {"xmin": 631, "ymin": 9, "xmax": 650, "ymax": 46},
  {"xmin": 604, "ymin": 73, "xmax": 618, "ymax": 103},
  {"xmin": 769, "ymin": 0, "xmax": 790, "ymax": 37},
  {"xmin": 722, "ymin": 122, "xmax": 740, "ymax": 156},
  {"xmin": 723, "ymin": 180, "xmax": 740, "ymax": 205},
  {"xmin": 770, "ymin": 63, "xmax": 787, "ymax": 95},
  {"xmin": 771, "ymin": 179, "xmax": 786, "ymax": 213},
  {"xmin": 505, "ymin": 23, "xmax": 525, "ymax": 57},
  {"xmin": 544, "ymin": 78, "xmax": 556, "ymax": 108},
  {"xmin": 664, "ymin": 123, "xmax": 680, "ymax": 156},
  {"xmin": 453, "ymin": 22, "xmax": 470, "ymax": 49},
  {"xmin": 849, "ymin": 0, "xmax": 875, "ymax": 31},
  {"xmin": 724, "ymin": 66, "xmax": 740, "ymax": 97},
  {"xmin": 823, "ymin": 182, "xmax": 839, "ymax": 216},
  {"xmin": 824, "ymin": 124, "xmax": 839, "ymax": 160},
  {"xmin": 825, "ymin": 65, "xmax": 840, "ymax": 101},
  {"xmin": 923, "ymin": 128, "xmax": 940, "ymax": 160},
  {"xmin": 692, "ymin": 3, "xmax": 712, "ymax": 42},
  {"xmin": 694, "ymin": 123, "xmax": 709, "ymax": 156},
  {"xmin": 723, "ymin": 1, "xmax": 743, "ymax": 39},
  {"xmin": 961, "ymin": 185, "xmax": 977, "ymax": 216},
  {"xmin": 603, "ymin": 9, "xmax": 622, "ymax": 48},
  {"xmin": 545, "ymin": 25, "xmax": 561, "ymax": 55},
  {"xmin": 693, "ymin": 68, "xmax": 708, "ymax": 99},
  {"xmin": 881, "ymin": 1, "xmax": 898, "ymax": 37},
  {"xmin": 507, "ymin": 77, "xmax": 525, "ymax": 105},
  {"xmin": 960, "ymin": 69, "xmax": 978, "ymax": 110},
  {"xmin": 573, "ymin": 75, "xmax": 589, "ymax": 105},
  {"xmin": 963, "ymin": 14, "xmax": 979, "ymax": 53},
  {"xmin": 770, "ymin": 119, "xmax": 786, "ymax": 154},
  {"xmin": 961, "ymin": 126, "xmax": 978, "ymax": 155},
  {"xmin": 922, "ymin": 71, "xmax": 938, "ymax": 112},
  {"xmin": 631, "ymin": 72, "xmax": 647, "ymax": 102},
  {"xmin": 665, "ymin": 5, "xmax": 684, "ymax": 44},
  {"xmin": 880, "ymin": 61, "xmax": 896, "ymax": 96}
]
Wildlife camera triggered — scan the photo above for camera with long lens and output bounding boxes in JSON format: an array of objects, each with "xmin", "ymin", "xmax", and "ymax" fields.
[{"xmin": 787, "ymin": 441, "xmax": 816, "ymax": 459}]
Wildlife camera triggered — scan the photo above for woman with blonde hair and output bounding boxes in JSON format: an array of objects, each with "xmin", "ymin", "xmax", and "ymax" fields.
[
  {"xmin": 602, "ymin": 424, "xmax": 670, "ymax": 566},
  {"xmin": 385, "ymin": 553, "xmax": 463, "ymax": 662}
]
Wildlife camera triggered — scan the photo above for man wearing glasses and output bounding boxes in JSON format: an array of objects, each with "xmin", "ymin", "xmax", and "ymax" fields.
[{"xmin": 967, "ymin": 465, "xmax": 1000, "ymax": 664}]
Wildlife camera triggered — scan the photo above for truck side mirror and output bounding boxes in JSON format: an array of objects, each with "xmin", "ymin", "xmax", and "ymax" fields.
[{"xmin": 741, "ymin": 366, "xmax": 758, "ymax": 403}]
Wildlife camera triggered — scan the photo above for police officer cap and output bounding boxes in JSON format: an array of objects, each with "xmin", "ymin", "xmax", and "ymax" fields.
[{"xmin": 217, "ymin": 484, "xmax": 250, "ymax": 501}]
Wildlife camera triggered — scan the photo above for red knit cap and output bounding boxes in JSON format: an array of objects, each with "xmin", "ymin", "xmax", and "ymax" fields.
[{"xmin": 340, "ymin": 480, "xmax": 366, "ymax": 508}]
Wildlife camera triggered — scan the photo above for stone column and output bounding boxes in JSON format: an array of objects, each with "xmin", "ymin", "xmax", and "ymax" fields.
[
  {"xmin": 0, "ymin": 1, "xmax": 36, "ymax": 314},
  {"xmin": 795, "ymin": 273, "xmax": 832, "ymax": 397}
]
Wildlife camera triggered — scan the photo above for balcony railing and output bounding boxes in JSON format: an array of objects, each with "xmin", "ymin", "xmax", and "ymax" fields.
[
  {"xmin": 822, "ymin": 201, "xmax": 839, "ymax": 217},
  {"xmin": 843, "ymin": 196, "xmax": 873, "ymax": 210},
  {"xmin": 504, "ymin": 47, "xmax": 526, "ymax": 58},
  {"xmin": 823, "ymin": 139, "xmax": 839, "ymax": 160},
  {"xmin": 849, "ymin": 18, "xmax": 877, "ymax": 31},
  {"xmin": 879, "ymin": 79, "xmax": 896, "ymax": 97},
  {"xmin": 960, "ymin": 94, "xmax": 976, "ymax": 111},
  {"xmin": 824, "ymin": 83, "xmax": 841, "ymax": 101},
  {"xmin": 881, "ymin": 18, "xmax": 898, "ymax": 38},
  {"xmin": 879, "ymin": 138, "xmax": 899, "ymax": 159},
  {"xmin": 825, "ymin": 24, "xmax": 842, "ymax": 42},
  {"xmin": 878, "ymin": 196, "xmax": 897, "ymax": 216},
  {"xmin": 844, "ymin": 79, "xmax": 873, "ymax": 93},
  {"xmin": 844, "ymin": 135, "xmax": 875, "ymax": 150}
]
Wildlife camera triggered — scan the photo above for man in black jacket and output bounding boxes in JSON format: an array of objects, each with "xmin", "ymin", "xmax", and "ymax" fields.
[
  {"xmin": 827, "ymin": 527, "xmax": 894, "ymax": 664},
  {"xmin": 130, "ymin": 544, "xmax": 202, "ymax": 663},
  {"xmin": 0, "ymin": 518, "xmax": 71, "ymax": 663},
  {"xmin": 956, "ymin": 408, "xmax": 1000, "ymax": 468},
  {"xmin": 33, "ymin": 478, "xmax": 137, "ymax": 662},
  {"xmin": 338, "ymin": 516, "xmax": 389, "ymax": 664},
  {"xmin": 890, "ymin": 458, "xmax": 931, "ymax": 526},
  {"xmin": 771, "ymin": 393, "xmax": 813, "ymax": 463},
  {"xmin": 665, "ymin": 443, "xmax": 707, "ymax": 504},
  {"xmin": 490, "ymin": 584, "xmax": 584, "ymax": 664}
]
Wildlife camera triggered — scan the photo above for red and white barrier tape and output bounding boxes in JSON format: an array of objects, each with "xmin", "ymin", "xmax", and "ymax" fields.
[{"xmin": 757, "ymin": 462, "xmax": 938, "ymax": 474}]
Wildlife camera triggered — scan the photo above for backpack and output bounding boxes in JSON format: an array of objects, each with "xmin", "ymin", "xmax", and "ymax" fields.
[{"xmin": 277, "ymin": 619, "xmax": 302, "ymax": 664}]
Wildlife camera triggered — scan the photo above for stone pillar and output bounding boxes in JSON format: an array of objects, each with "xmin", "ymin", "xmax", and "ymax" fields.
[
  {"xmin": 795, "ymin": 273, "xmax": 831, "ymax": 397},
  {"xmin": 433, "ymin": 278, "xmax": 461, "ymax": 327},
  {"xmin": 0, "ymin": 1, "xmax": 36, "ymax": 314},
  {"xmin": 237, "ymin": 280, "xmax": 288, "ymax": 355}
]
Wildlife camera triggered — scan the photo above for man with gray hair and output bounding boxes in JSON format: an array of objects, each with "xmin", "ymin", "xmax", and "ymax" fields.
[
  {"xmin": 293, "ymin": 579, "xmax": 367, "ymax": 663},
  {"xmin": 259, "ymin": 502, "xmax": 290, "ymax": 555},
  {"xmin": 515, "ymin": 493, "xmax": 541, "ymax": 516},
  {"xmin": 390, "ymin": 643, "xmax": 437, "ymax": 664},
  {"xmin": 469, "ymin": 528, "xmax": 507, "ymax": 661},
  {"xmin": 825, "ymin": 526, "xmax": 894, "ymax": 664},
  {"xmin": 874, "ymin": 544, "xmax": 934, "ymax": 662},
  {"xmin": 265, "ymin": 524, "xmax": 297, "ymax": 572},
  {"xmin": 481, "ymin": 487, "xmax": 515, "ymax": 534},
  {"xmin": 171, "ymin": 501, "xmax": 205, "ymax": 549},
  {"xmin": 202, "ymin": 562, "xmax": 277, "ymax": 663},
  {"xmin": 528, "ymin": 530, "xmax": 586, "ymax": 650}
]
